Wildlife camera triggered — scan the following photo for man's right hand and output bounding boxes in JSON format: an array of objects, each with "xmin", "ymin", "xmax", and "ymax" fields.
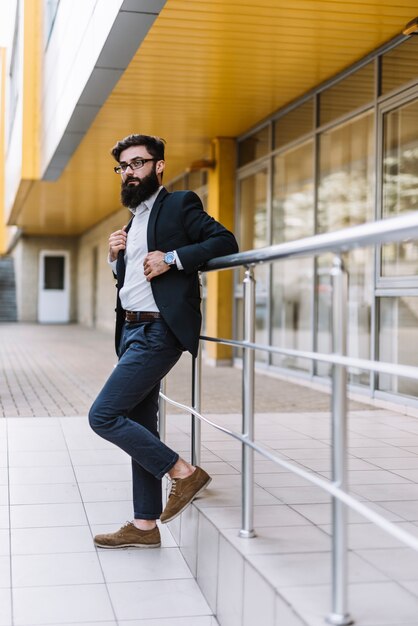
[{"xmin": 109, "ymin": 226, "xmax": 127, "ymax": 262}]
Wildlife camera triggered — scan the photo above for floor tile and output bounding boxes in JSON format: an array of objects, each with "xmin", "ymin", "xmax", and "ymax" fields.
[
  {"xmin": 243, "ymin": 562, "xmax": 275, "ymax": 626},
  {"xmin": 217, "ymin": 536, "xmax": 244, "ymax": 626},
  {"xmin": 248, "ymin": 551, "xmax": 388, "ymax": 589},
  {"xmin": 9, "ymin": 466, "xmax": 76, "ymax": 485},
  {"xmin": 0, "ymin": 588, "xmax": 11, "ymax": 626},
  {"xmin": 118, "ymin": 618, "xmax": 214, "ymax": 625},
  {"xmin": 10, "ymin": 482, "xmax": 81, "ymax": 505},
  {"xmin": 108, "ymin": 579, "xmax": 211, "ymax": 620},
  {"xmin": 281, "ymin": 581, "xmax": 418, "ymax": 626},
  {"xmin": 12, "ymin": 584, "xmax": 115, "ymax": 625},
  {"xmin": 11, "ymin": 525, "xmax": 94, "ymax": 554},
  {"xmin": 12, "ymin": 552, "xmax": 104, "ymax": 587},
  {"xmin": 10, "ymin": 502, "xmax": 88, "ymax": 528},
  {"xmin": 0, "ymin": 556, "xmax": 10, "ymax": 587},
  {"xmin": 197, "ymin": 504, "xmax": 309, "ymax": 529},
  {"xmin": 357, "ymin": 547, "xmax": 418, "ymax": 581},
  {"xmin": 70, "ymin": 448, "xmax": 128, "ymax": 466},
  {"xmin": 79, "ymin": 481, "xmax": 132, "ymax": 502},
  {"xmin": 74, "ymin": 464, "xmax": 131, "ymax": 483},
  {"xmin": 99, "ymin": 547, "xmax": 191, "ymax": 582},
  {"xmin": 223, "ymin": 524, "xmax": 330, "ymax": 555},
  {"xmin": 8, "ymin": 450, "xmax": 72, "ymax": 467},
  {"xmin": 84, "ymin": 500, "xmax": 133, "ymax": 525},
  {"xmin": 0, "ymin": 508, "xmax": 8, "ymax": 530}
]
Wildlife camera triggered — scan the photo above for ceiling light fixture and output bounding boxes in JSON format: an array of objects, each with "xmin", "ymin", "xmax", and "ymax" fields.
[{"xmin": 403, "ymin": 17, "xmax": 418, "ymax": 35}]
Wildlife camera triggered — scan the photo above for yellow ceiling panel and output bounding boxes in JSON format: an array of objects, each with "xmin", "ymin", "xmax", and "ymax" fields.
[{"xmin": 13, "ymin": 0, "xmax": 418, "ymax": 235}]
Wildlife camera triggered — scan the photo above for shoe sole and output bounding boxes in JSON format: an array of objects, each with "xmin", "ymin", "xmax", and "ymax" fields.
[
  {"xmin": 94, "ymin": 542, "xmax": 161, "ymax": 549},
  {"xmin": 161, "ymin": 476, "xmax": 212, "ymax": 524}
]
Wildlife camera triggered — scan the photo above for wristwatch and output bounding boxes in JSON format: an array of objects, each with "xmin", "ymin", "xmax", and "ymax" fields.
[{"xmin": 164, "ymin": 251, "xmax": 176, "ymax": 266}]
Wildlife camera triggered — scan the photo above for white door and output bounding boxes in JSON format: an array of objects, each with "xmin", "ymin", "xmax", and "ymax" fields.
[{"xmin": 38, "ymin": 251, "xmax": 70, "ymax": 323}]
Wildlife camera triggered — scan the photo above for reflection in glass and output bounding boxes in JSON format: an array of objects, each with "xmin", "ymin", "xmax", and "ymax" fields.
[
  {"xmin": 238, "ymin": 126, "xmax": 270, "ymax": 167},
  {"xmin": 271, "ymin": 141, "xmax": 314, "ymax": 372},
  {"xmin": 316, "ymin": 250, "xmax": 372, "ymax": 385},
  {"xmin": 381, "ymin": 37, "xmax": 418, "ymax": 95},
  {"xmin": 318, "ymin": 112, "xmax": 374, "ymax": 233},
  {"xmin": 319, "ymin": 63, "xmax": 374, "ymax": 126},
  {"xmin": 274, "ymin": 99, "xmax": 314, "ymax": 149},
  {"xmin": 381, "ymin": 98, "xmax": 418, "ymax": 277},
  {"xmin": 272, "ymin": 259, "xmax": 312, "ymax": 372},
  {"xmin": 238, "ymin": 171, "xmax": 269, "ymax": 361},
  {"xmin": 273, "ymin": 140, "xmax": 314, "ymax": 243},
  {"xmin": 379, "ymin": 297, "xmax": 418, "ymax": 397},
  {"xmin": 316, "ymin": 114, "xmax": 374, "ymax": 385}
]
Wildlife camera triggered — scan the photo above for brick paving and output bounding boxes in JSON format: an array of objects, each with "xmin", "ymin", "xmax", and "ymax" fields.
[{"xmin": 0, "ymin": 323, "xmax": 371, "ymax": 418}]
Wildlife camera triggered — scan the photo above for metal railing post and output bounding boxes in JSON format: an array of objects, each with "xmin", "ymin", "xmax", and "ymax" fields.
[
  {"xmin": 191, "ymin": 343, "xmax": 202, "ymax": 466},
  {"xmin": 240, "ymin": 266, "xmax": 256, "ymax": 538},
  {"xmin": 158, "ymin": 378, "xmax": 167, "ymax": 443},
  {"xmin": 327, "ymin": 255, "xmax": 354, "ymax": 626}
]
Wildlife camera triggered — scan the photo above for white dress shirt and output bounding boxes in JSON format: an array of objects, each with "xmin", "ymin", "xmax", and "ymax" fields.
[{"xmin": 108, "ymin": 187, "xmax": 182, "ymax": 312}]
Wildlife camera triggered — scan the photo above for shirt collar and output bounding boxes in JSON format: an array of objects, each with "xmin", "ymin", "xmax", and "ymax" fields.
[{"xmin": 129, "ymin": 186, "xmax": 163, "ymax": 215}]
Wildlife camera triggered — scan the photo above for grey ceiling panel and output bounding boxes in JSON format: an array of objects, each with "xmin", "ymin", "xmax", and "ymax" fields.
[
  {"xmin": 66, "ymin": 105, "xmax": 101, "ymax": 133},
  {"xmin": 96, "ymin": 13, "xmax": 156, "ymax": 70},
  {"xmin": 78, "ymin": 68, "xmax": 124, "ymax": 106},
  {"xmin": 120, "ymin": 0, "xmax": 166, "ymax": 12}
]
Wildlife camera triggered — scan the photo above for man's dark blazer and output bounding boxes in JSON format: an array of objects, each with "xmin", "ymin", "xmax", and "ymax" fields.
[{"xmin": 115, "ymin": 187, "xmax": 238, "ymax": 358}]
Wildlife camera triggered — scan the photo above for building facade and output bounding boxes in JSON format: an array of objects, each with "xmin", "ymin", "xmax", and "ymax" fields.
[{"xmin": 1, "ymin": 0, "xmax": 418, "ymax": 405}]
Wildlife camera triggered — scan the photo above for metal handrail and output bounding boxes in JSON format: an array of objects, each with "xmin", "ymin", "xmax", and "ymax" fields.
[
  {"xmin": 159, "ymin": 390, "xmax": 418, "ymax": 554},
  {"xmin": 205, "ymin": 211, "xmax": 418, "ymax": 271},
  {"xmin": 158, "ymin": 211, "xmax": 418, "ymax": 626}
]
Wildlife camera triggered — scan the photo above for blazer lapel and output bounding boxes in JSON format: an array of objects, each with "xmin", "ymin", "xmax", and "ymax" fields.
[
  {"xmin": 116, "ymin": 216, "xmax": 134, "ymax": 287},
  {"xmin": 147, "ymin": 187, "xmax": 169, "ymax": 252}
]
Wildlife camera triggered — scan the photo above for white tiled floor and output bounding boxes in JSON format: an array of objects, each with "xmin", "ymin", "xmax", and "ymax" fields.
[
  {"xmin": 2, "ymin": 405, "xmax": 418, "ymax": 625},
  {"xmin": 1, "ymin": 415, "xmax": 217, "ymax": 626}
]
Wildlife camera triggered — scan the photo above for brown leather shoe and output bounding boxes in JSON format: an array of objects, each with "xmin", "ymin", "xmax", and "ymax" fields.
[
  {"xmin": 160, "ymin": 466, "xmax": 212, "ymax": 524},
  {"xmin": 94, "ymin": 522, "xmax": 161, "ymax": 549}
]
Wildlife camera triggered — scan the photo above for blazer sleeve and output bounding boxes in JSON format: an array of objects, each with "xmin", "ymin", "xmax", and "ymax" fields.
[{"xmin": 175, "ymin": 191, "xmax": 238, "ymax": 274}]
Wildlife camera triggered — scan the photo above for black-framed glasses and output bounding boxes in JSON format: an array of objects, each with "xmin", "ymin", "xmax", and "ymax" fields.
[{"xmin": 114, "ymin": 158, "xmax": 157, "ymax": 174}]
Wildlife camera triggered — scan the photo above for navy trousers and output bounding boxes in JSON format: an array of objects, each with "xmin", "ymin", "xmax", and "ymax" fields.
[{"xmin": 88, "ymin": 318, "xmax": 183, "ymax": 519}]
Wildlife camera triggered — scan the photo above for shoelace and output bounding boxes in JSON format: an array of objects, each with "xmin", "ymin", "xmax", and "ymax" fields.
[
  {"xmin": 169, "ymin": 478, "xmax": 178, "ymax": 498},
  {"xmin": 116, "ymin": 521, "xmax": 133, "ymax": 535}
]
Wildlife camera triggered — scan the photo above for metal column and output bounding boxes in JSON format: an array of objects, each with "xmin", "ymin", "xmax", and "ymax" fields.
[
  {"xmin": 327, "ymin": 255, "xmax": 354, "ymax": 626},
  {"xmin": 240, "ymin": 266, "xmax": 256, "ymax": 538}
]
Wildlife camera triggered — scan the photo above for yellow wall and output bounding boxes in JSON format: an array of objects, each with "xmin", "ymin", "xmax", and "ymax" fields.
[
  {"xmin": 22, "ymin": 0, "xmax": 41, "ymax": 180},
  {"xmin": 206, "ymin": 137, "xmax": 236, "ymax": 363}
]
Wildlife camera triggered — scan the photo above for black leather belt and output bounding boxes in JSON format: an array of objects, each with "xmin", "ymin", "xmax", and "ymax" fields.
[{"xmin": 125, "ymin": 311, "xmax": 162, "ymax": 323}]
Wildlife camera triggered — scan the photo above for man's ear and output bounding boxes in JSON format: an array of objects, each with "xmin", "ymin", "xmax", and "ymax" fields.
[{"xmin": 156, "ymin": 160, "xmax": 165, "ymax": 174}]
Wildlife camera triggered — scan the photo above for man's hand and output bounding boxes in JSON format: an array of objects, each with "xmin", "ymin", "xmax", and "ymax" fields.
[
  {"xmin": 143, "ymin": 251, "xmax": 171, "ymax": 281},
  {"xmin": 109, "ymin": 226, "xmax": 127, "ymax": 262}
]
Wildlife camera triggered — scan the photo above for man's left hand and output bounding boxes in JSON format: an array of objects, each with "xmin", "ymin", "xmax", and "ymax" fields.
[{"xmin": 143, "ymin": 251, "xmax": 171, "ymax": 281}]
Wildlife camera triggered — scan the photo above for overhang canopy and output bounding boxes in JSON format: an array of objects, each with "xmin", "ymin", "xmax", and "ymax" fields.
[{"xmin": 11, "ymin": 0, "xmax": 418, "ymax": 236}]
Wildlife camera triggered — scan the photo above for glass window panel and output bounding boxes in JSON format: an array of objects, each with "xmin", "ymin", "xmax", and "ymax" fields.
[
  {"xmin": 318, "ymin": 112, "xmax": 374, "ymax": 234},
  {"xmin": 238, "ymin": 126, "xmax": 270, "ymax": 167},
  {"xmin": 381, "ymin": 97, "xmax": 418, "ymax": 277},
  {"xmin": 316, "ymin": 249, "xmax": 372, "ymax": 386},
  {"xmin": 274, "ymin": 99, "xmax": 314, "ymax": 149},
  {"xmin": 273, "ymin": 140, "xmax": 314, "ymax": 244},
  {"xmin": 381, "ymin": 37, "xmax": 418, "ymax": 96},
  {"xmin": 44, "ymin": 256, "xmax": 65, "ymax": 290},
  {"xmin": 238, "ymin": 170, "xmax": 269, "ymax": 361},
  {"xmin": 319, "ymin": 63, "xmax": 374, "ymax": 126},
  {"xmin": 272, "ymin": 259, "xmax": 312, "ymax": 372},
  {"xmin": 378, "ymin": 297, "xmax": 418, "ymax": 397}
]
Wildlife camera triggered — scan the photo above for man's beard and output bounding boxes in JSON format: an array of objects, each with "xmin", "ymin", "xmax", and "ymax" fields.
[{"xmin": 120, "ymin": 167, "xmax": 160, "ymax": 208}]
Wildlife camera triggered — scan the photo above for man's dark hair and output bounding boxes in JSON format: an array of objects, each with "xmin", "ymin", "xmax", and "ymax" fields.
[{"xmin": 111, "ymin": 134, "xmax": 166, "ymax": 162}]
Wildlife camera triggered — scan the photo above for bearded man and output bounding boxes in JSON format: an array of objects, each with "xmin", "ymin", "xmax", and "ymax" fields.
[{"xmin": 89, "ymin": 134, "xmax": 238, "ymax": 548}]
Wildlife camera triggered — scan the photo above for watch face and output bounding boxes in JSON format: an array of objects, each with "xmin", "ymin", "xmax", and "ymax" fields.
[{"xmin": 165, "ymin": 251, "xmax": 175, "ymax": 265}]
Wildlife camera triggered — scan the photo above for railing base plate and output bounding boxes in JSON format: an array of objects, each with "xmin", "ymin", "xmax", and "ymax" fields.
[
  {"xmin": 239, "ymin": 529, "xmax": 256, "ymax": 538},
  {"xmin": 326, "ymin": 612, "xmax": 354, "ymax": 625}
]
